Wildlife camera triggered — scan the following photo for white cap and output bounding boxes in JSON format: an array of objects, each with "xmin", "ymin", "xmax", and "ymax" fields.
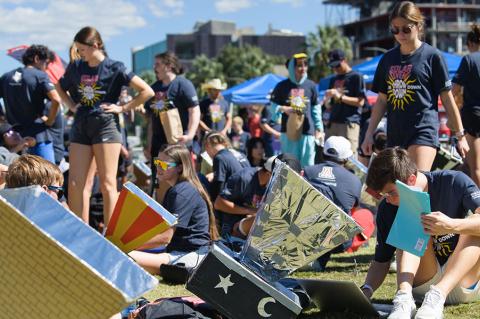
[{"xmin": 323, "ymin": 136, "xmax": 353, "ymax": 160}]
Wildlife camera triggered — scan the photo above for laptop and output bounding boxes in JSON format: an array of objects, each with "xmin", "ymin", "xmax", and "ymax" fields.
[{"xmin": 296, "ymin": 278, "xmax": 391, "ymax": 318}]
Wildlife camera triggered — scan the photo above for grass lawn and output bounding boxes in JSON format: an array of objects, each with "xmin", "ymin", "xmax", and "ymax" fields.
[{"xmin": 142, "ymin": 241, "xmax": 480, "ymax": 319}]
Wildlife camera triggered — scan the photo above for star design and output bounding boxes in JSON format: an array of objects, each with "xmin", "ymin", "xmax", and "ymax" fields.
[{"xmin": 214, "ymin": 274, "xmax": 234, "ymax": 294}]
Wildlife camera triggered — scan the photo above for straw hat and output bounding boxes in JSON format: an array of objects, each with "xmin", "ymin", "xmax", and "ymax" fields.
[{"xmin": 202, "ymin": 78, "xmax": 227, "ymax": 91}]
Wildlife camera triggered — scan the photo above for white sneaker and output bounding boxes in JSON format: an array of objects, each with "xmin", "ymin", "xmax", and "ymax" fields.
[
  {"xmin": 415, "ymin": 285, "xmax": 445, "ymax": 319},
  {"xmin": 388, "ymin": 290, "xmax": 417, "ymax": 319}
]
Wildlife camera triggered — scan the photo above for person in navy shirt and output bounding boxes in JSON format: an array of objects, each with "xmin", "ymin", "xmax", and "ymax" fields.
[
  {"xmin": 129, "ymin": 145, "xmax": 218, "ymax": 274},
  {"xmin": 360, "ymin": 147, "xmax": 480, "ymax": 319},
  {"xmin": 57, "ymin": 26, "xmax": 154, "ymax": 225},
  {"xmin": 259, "ymin": 104, "xmax": 281, "ymax": 157},
  {"xmin": 199, "ymin": 78, "xmax": 231, "ymax": 136},
  {"xmin": 452, "ymin": 25, "xmax": 480, "ymax": 187},
  {"xmin": 324, "ymin": 49, "xmax": 366, "ymax": 157},
  {"xmin": 270, "ymin": 53, "xmax": 323, "ymax": 167},
  {"xmin": 361, "ymin": 1, "xmax": 468, "ymax": 172},
  {"xmin": 0, "ymin": 45, "xmax": 61, "ymax": 163},
  {"xmin": 228, "ymin": 116, "xmax": 250, "ymax": 154},
  {"xmin": 215, "ymin": 154, "xmax": 301, "ymax": 238}
]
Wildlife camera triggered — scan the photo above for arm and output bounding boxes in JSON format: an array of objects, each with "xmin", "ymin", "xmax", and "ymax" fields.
[
  {"xmin": 340, "ymin": 94, "xmax": 365, "ymax": 108},
  {"xmin": 221, "ymin": 111, "xmax": 232, "ymax": 135},
  {"xmin": 422, "ymin": 207, "xmax": 480, "ymax": 236},
  {"xmin": 199, "ymin": 120, "xmax": 211, "ymax": 132},
  {"xmin": 214, "ymin": 196, "xmax": 257, "ymax": 216},
  {"xmin": 144, "ymin": 116, "xmax": 153, "ymax": 161},
  {"xmin": 44, "ymin": 90, "xmax": 61, "ymax": 126},
  {"xmin": 361, "ymin": 93, "xmax": 387, "ymax": 155},
  {"xmin": 102, "ymin": 75, "xmax": 154, "ymax": 114},
  {"xmin": 361, "ymin": 261, "xmax": 391, "ymax": 299},
  {"xmin": 440, "ymin": 90, "xmax": 469, "ymax": 157},
  {"xmin": 259, "ymin": 121, "xmax": 280, "ymax": 138},
  {"xmin": 55, "ymin": 83, "xmax": 77, "ymax": 113},
  {"xmin": 135, "ymin": 228, "xmax": 175, "ymax": 250},
  {"xmin": 451, "ymin": 83, "xmax": 463, "ymax": 110},
  {"xmin": 178, "ymin": 105, "xmax": 201, "ymax": 143}
]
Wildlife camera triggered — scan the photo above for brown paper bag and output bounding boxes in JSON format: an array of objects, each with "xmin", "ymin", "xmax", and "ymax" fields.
[
  {"xmin": 286, "ymin": 112, "xmax": 304, "ymax": 141},
  {"xmin": 160, "ymin": 108, "xmax": 183, "ymax": 144}
]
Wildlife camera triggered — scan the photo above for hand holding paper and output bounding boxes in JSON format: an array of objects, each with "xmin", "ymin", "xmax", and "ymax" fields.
[{"xmin": 421, "ymin": 212, "xmax": 458, "ymax": 235}]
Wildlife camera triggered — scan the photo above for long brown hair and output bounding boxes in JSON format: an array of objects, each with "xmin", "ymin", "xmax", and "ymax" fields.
[
  {"xmin": 390, "ymin": 1, "xmax": 425, "ymax": 39},
  {"xmin": 162, "ymin": 144, "xmax": 219, "ymax": 240},
  {"xmin": 74, "ymin": 26, "xmax": 107, "ymax": 56},
  {"xmin": 155, "ymin": 52, "xmax": 183, "ymax": 75}
]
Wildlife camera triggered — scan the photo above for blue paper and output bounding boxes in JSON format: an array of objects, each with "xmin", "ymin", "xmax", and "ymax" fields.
[{"xmin": 386, "ymin": 180, "xmax": 431, "ymax": 257}]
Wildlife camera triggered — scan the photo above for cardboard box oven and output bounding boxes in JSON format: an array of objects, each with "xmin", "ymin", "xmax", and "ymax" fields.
[{"xmin": 186, "ymin": 243, "xmax": 302, "ymax": 319}]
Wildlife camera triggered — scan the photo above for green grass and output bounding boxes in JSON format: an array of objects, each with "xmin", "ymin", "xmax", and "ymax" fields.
[{"xmin": 142, "ymin": 241, "xmax": 480, "ymax": 319}]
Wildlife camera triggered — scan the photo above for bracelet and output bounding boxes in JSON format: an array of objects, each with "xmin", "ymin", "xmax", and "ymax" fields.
[
  {"xmin": 455, "ymin": 129, "xmax": 465, "ymax": 138},
  {"xmin": 360, "ymin": 283, "xmax": 374, "ymax": 294}
]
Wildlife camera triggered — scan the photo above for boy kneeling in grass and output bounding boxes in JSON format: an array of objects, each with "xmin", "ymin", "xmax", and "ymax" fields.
[{"xmin": 360, "ymin": 147, "xmax": 480, "ymax": 319}]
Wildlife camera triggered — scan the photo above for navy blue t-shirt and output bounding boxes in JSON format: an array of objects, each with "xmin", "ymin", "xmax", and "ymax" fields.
[
  {"xmin": 372, "ymin": 43, "xmax": 451, "ymax": 148},
  {"xmin": 211, "ymin": 148, "xmax": 250, "ymax": 199},
  {"xmin": 374, "ymin": 170, "xmax": 480, "ymax": 265},
  {"xmin": 304, "ymin": 161, "xmax": 362, "ymax": 214},
  {"xmin": 270, "ymin": 79, "xmax": 319, "ymax": 136},
  {"xmin": 59, "ymin": 58, "xmax": 134, "ymax": 114},
  {"xmin": 328, "ymin": 71, "xmax": 365, "ymax": 124},
  {"xmin": 0, "ymin": 67, "xmax": 54, "ymax": 127},
  {"xmin": 452, "ymin": 52, "xmax": 480, "ymax": 116},
  {"xmin": 163, "ymin": 181, "xmax": 210, "ymax": 252},
  {"xmin": 228, "ymin": 131, "xmax": 250, "ymax": 154},
  {"xmin": 146, "ymin": 76, "xmax": 199, "ymax": 156},
  {"xmin": 200, "ymin": 97, "xmax": 229, "ymax": 132},
  {"xmin": 261, "ymin": 105, "xmax": 281, "ymax": 157}
]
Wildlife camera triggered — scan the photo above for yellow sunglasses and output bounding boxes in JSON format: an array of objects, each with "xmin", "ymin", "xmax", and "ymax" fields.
[{"xmin": 153, "ymin": 158, "xmax": 177, "ymax": 171}]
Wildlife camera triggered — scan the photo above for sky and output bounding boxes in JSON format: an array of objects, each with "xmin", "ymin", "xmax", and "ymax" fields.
[{"xmin": 0, "ymin": 0, "xmax": 359, "ymax": 74}]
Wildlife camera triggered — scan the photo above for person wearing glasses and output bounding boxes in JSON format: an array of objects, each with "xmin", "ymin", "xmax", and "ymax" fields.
[
  {"xmin": 270, "ymin": 53, "xmax": 323, "ymax": 167},
  {"xmin": 452, "ymin": 25, "xmax": 480, "ymax": 187},
  {"xmin": 5, "ymin": 154, "xmax": 66, "ymax": 203},
  {"xmin": 361, "ymin": 1, "xmax": 468, "ymax": 172},
  {"xmin": 56, "ymin": 26, "xmax": 154, "ymax": 225},
  {"xmin": 129, "ymin": 145, "xmax": 218, "ymax": 274},
  {"xmin": 360, "ymin": 147, "xmax": 480, "ymax": 319},
  {"xmin": 324, "ymin": 49, "xmax": 366, "ymax": 158}
]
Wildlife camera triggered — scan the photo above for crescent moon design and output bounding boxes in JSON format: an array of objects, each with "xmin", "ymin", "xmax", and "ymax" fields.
[{"xmin": 257, "ymin": 297, "xmax": 276, "ymax": 317}]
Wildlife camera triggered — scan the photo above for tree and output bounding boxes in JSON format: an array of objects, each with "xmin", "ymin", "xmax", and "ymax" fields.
[
  {"xmin": 217, "ymin": 44, "xmax": 275, "ymax": 86},
  {"xmin": 139, "ymin": 70, "xmax": 156, "ymax": 86},
  {"xmin": 306, "ymin": 25, "xmax": 353, "ymax": 82},
  {"xmin": 185, "ymin": 54, "xmax": 224, "ymax": 91}
]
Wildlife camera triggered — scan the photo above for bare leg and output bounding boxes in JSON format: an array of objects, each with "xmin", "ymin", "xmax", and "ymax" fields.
[
  {"xmin": 68, "ymin": 143, "xmax": 94, "ymax": 222},
  {"xmin": 81, "ymin": 159, "xmax": 97, "ymax": 223},
  {"xmin": 434, "ymin": 234, "xmax": 480, "ymax": 296},
  {"xmin": 129, "ymin": 250, "xmax": 170, "ymax": 275},
  {"xmin": 465, "ymin": 134, "xmax": 480, "ymax": 187},
  {"xmin": 92, "ymin": 142, "xmax": 121, "ymax": 226},
  {"xmin": 407, "ymin": 144, "xmax": 437, "ymax": 172}
]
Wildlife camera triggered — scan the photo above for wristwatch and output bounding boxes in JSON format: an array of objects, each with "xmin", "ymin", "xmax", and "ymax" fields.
[
  {"xmin": 455, "ymin": 129, "xmax": 465, "ymax": 138},
  {"xmin": 360, "ymin": 283, "xmax": 374, "ymax": 294}
]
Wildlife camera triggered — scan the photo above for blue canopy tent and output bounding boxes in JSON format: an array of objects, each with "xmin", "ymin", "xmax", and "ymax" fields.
[
  {"xmin": 318, "ymin": 50, "xmax": 462, "ymax": 92},
  {"xmin": 222, "ymin": 73, "xmax": 286, "ymax": 105}
]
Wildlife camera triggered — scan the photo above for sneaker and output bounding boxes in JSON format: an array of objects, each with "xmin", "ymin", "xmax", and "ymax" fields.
[
  {"xmin": 415, "ymin": 285, "xmax": 445, "ymax": 319},
  {"xmin": 388, "ymin": 290, "xmax": 417, "ymax": 319}
]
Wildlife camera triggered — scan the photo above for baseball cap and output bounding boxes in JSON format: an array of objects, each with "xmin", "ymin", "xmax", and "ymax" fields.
[
  {"xmin": 0, "ymin": 123, "xmax": 17, "ymax": 136},
  {"xmin": 323, "ymin": 136, "xmax": 353, "ymax": 160},
  {"xmin": 328, "ymin": 49, "xmax": 346, "ymax": 68},
  {"xmin": 264, "ymin": 153, "xmax": 302, "ymax": 173}
]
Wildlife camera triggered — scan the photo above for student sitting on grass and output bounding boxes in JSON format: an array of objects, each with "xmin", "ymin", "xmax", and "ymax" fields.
[
  {"xmin": 360, "ymin": 147, "xmax": 480, "ymax": 319},
  {"xmin": 5, "ymin": 154, "xmax": 65, "ymax": 202},
  {"xmin": 129, "ymin": 144, "xmax": 218, "ymax": 274}
]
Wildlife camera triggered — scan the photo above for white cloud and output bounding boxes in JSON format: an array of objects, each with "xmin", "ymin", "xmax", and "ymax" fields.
[
  {"xmin": 148, "ymin": 0, "xmax": 184, "ymax": 18},
  {"xmin": 215, "ymin": 0, "xmax": 253, "ymax": 13},
  {"xmin": 271, "ymin": 0, "xmax": 304, "ymax": 7},
  {"xmin": 0, "ymin": 0, "xmax": 146, "ymax": 52}
]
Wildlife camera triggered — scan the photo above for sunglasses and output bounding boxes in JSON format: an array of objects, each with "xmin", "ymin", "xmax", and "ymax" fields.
[
  {"xmin": 153, "ymin": 158, "xmax": 177, "ymax": 171},
  {"xmin": 379, "ymin": 189, "xmax": 398, "ymax": 199},
  {"xmin": 390, "ymin": 24, "xmax": 415, "ymax": 35},
  {"xmin": 47, "ymin": 185, "xmax": 64, "ymax": 198}
]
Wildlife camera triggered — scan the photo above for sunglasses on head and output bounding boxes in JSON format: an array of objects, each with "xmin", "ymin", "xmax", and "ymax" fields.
[
  {"xmin": 47, "ymin": 185, "xmax": 64, "ymax": 198},
  {"xmin": 390, "ymin": 24, "xmax": 415, "ymax": 35},
  {"xmin": 153, "ymin": 158, "xmax": 177, "ymax": 171}
]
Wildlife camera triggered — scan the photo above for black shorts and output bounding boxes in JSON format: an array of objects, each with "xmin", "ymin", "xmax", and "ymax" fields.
[
  {"xmin": 462, "ymin": 109, "xmax": 480, "ymax": 138},
  {"xmin": 387, "ymin": 126, "xmax": 439, "ymax": 150},
  {"xmin": 70, "ymin": 112, "xmax": 122, "ymax": 145}
]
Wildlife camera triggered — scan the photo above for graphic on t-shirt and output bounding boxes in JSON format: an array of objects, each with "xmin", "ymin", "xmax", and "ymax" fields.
[
  {"xmin": 12, "ymin": 71, "xmax": 22, "ymax": 83},
  {"xmin": 78, "ymin": 75, "xmax": 106, "ymax": 107},
  {"xmin": 318, "ymin": 167, "xmax": 335, "ymax": 180},
  {"xmin": 209, "ymin": 103, "xmax": 224, "ymax": 123},
  {"xmin": 152, "ymin": 91, "xmax": 170, "ymax": 115},
  {"xmin": 387, "ymin": 64, "xmax": 419, "ymax": 111},
  {"xmin": 289, "ymin": 88, "xmax": 308, "ymax": 113},
  {"xmin": 433, "ymin": 234, "xmax": 455, "ymax": 257}
]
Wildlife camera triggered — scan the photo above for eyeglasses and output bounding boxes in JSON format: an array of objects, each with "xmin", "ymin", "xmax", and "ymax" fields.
[
  {"xmin": 379, "ymin": 189, "xmax": 398, "ymax": 198},
  {"xmin": 47, "ymin": 185, "xmax": 64, "ymax": 198},
  {"xmin": 153, "ymin": 158, "xmax": 177, "ymax": 171},
  {"xmin": 390, "ymin": 24, "xmax": 415, "ymax": 35}
]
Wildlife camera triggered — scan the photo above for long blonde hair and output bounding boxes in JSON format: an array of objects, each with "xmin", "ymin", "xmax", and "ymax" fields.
[{"xmin": 162, "ymin": 144, "xmax": 219, "ymax": 240}]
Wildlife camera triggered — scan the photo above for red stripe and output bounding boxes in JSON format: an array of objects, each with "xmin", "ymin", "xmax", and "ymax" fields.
[
  {"xmin": 120, "ymin": 206, "xmax": 166, "ymax": 245},
  {"xmin": 105, "ymin": 189, "xmax": 128, "ymax": 237}
]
